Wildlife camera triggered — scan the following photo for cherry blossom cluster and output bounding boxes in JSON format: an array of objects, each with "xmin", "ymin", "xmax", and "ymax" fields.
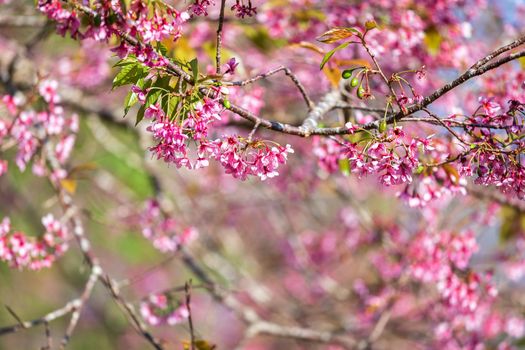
[
  {"xmin": 406, "ymin": 229, "xmax": 503, "ymax": 337},
  {"xmin": 139, "ymin": 199, "xmax": 197, "ymax": 253},
  {"xmin": 0, "ymin": 215, "xmax": 69, "ymax": 270},
  {"xmin": 37, "ymin": 0, "xmax": 189, "ymax": 69},
  {"xmin": 231, "ymin": 0, "xmax": 257, "ymax": 18},
  {"xmin": 189, "ymin": 0, "xmax": 256, "ymax": 18},
  {"xmin": 1, "ymin": 80, "xmax": 78, "ymax": 180},
  {"xmin": 314, "ymin": 126, "xmax": 430, "ymax": 187},
  {"xmin": 141, "ymin": 89, "xmax": 294, "ymax": 180},
  {"xmin": 314, "ymin": 94, "xmax": 525, "ymax": 205},
  {"xmin": 140, "ymin": 292, "xmax": 189, "ymax": 326},
  {"xmin": 432, "ymin": 304, "xmax": 525, "ymax": 349},
  {"xmin": 213, "ymin": 136, "xmax": 294, "ymax": 181},
  {"xmin": 457, "ymin": 99, "xmax": 525, "ymax": 199},
  {"xmin": 189, "ymin": 0, "xmax": 214, "ymax": 17},
  {"xmin": 279, "ymin": 202, "xmax": 525, "ymax": 348},
  {"xmin": 38, "ymin": 1, "xmax": 291, "ymax": 181},
  {"xmin": 145, "ymin": 96, "xmax": 223, "ymax": 169}
]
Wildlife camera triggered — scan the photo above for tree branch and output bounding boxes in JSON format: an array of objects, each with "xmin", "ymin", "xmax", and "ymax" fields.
[
  {"xmin": 66, "ymin": 2, "xmax": 525, "ymax": 138},
  {"xmin": 215, "ymin": 0, "xmax": 227, "ymax": 75}
]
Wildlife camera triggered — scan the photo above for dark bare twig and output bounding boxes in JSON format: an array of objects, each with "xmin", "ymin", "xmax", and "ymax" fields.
[
  {"xmin": 422, "ymin": 108, "xmax": 468, "ymax": 145},
  {"xmin": 185, "ymin": 281, "xmax": 196, "ymax": 350},
  {"xmin": 117, "ymin": 255, "xmax": 178, "ymax": 288},
  {"xmin": 368, "ymin": 310, "xmax": 392, "ymax": 344},
  {"xmin": 247, "ymin": 120, "xmax": 261, "ymax": 142},
  {"xmin": 4, "ymin": 306, "xmax": 24, "ymax": 327},
  {"xmin": 215, "ymin": 0, "xmax": 227, "ymax": 75},
  {"xmin": 227, "ymin": 66, "xmax": 315, "ymax": 111},
  {"xmin": 103, "ymin": 275, "xmax": 165, "ymax": 350},
  {"xmin": 398, "ymin": 117, "xmax": 523, "ymax": 130},
  {"xmin": 429, "ymin": 49, "xmax": 525, "ymax": 106},
  {"xmin": 42, "ymin": 321, "xmax": 52, "ymax": 350},
  {"xmin": 0, "ymin": 268, "xmax": 100, "ymax": 342},
  {"xmin": 224, "ymin": 47, "xmax": 525, "ymax": 136},
  {"xmin": 334, "ymin": 103, "xmax": 390, "ymax": 116}
]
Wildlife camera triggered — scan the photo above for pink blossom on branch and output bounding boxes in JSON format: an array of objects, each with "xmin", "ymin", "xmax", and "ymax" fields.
[
  {"xmin": 140, "ymin": 292, "xmax": 189, "ymax": 326},
  {"xmin": 0, "ymin": 215, "xmax": 69, "ymax": 270}
]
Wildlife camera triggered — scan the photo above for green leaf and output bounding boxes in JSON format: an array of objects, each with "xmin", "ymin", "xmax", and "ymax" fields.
[
  {"xmin": 161, "ymin": 95, "xmax": 179, "ymax": 119},
  {"xmin": 320, "ymin": 42, "xmax": 350, "ymax": 70},
  {"xmin": 113, "ymin": 57, "xmax": 136, "ymax": 68},
  {"xmin": 317, "ymin": 27, "xmax": 359, "ymax": 44},
  {"xmin": 113, "ymin": 64, "xmax": 135, "ymax": 88},
  {"xmin": 113, "ymin": 63, "xmax": 147, "ymax": 89},
  {"xmin": 153, "ymin": 75, "xmax": 173, "ymax": 90},
  {"xmin": 123, "ymin": 91, "xmax": 138, "ymax": 116},
  {"xmin": 156, "ymin": 42, "xmax": 168, "ymax": 57},
  {"xmin": 189, "ymin": 58, "xmax": 199, "ymax": 83},
  {"xmin": 135, "ymin": 104, "xmax": 146, "ymax": 126},
  {"xmin": 145, "ymin": 88, "xmax": 162, "ymax": 106}
]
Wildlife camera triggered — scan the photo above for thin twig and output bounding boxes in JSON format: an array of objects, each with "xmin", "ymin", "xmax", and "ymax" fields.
[
  {"xmin": 60, "ymin": 266, "xmax": 101, "ymax": 349},
  {"xmin": 360, "ymin": 39, "xmax": 401, "ymax": 112},
  {"xmin": 215, "ymin": 0, "xmax": 227, "ymax": 74},
  {"xmin": 422, "ymin": 108, "xmax": 469, "ymax": 145},
  {"xmin": 247, "ymin": 120, "xmax": 261, "ymax": 142},
  {"xmin": 227, "ymin": 66, "xmax": 314, "ymax": 110},
  {"xmin": 0, "ymin": 301, "xmax": 77, "ymax": 336},
  {"xmin": 469, "ymin": 36, "xmax": 525, "ymax": 70},
  {"xmin": 103, "ymin": 275, "xmax": 165, "ymax": 350},
  {"xmin": 185, "ymin": 281, "xmax": 196, "ymax": 350},
  {"xmin": 42, "ymin": 321, "xmax": 52, "ymax": 350}
]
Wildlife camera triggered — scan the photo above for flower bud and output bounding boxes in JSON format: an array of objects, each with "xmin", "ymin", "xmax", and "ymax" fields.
[
  {"xmin": 379, "ymin": 119, "xmax": 387, "ymax": 133},
  {"xmin": 357, "ymin": 86, "xmax": 365, "ymax": 99},
  {"xmin": 342, "ymin": 70, "xmax": 353, "ymax": 79}
]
